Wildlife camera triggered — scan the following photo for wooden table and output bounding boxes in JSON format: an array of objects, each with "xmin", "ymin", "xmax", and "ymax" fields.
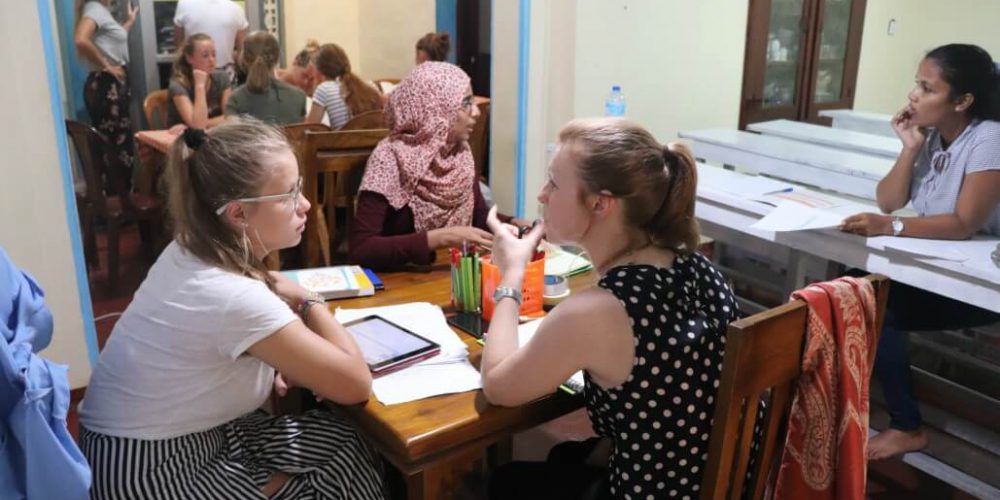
[{"xmin": 331, "ymin": 254, "xmax": 595, "ymax": 499}]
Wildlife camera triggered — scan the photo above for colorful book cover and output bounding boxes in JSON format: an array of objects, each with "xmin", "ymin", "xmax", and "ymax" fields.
[{"xmin": 282, "ymin": 265, "xmax": 375, "ymax": 300}]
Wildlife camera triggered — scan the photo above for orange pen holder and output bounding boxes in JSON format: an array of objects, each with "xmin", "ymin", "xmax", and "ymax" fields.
[{"xmin": 480, "ymin": 254, "xmax": 545, "ymax": 321}]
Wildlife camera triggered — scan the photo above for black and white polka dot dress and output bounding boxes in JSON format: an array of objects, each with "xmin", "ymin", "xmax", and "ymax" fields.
[{"xmin": 586, "ymin": 252, "xmax": 739, "ymax": 500}]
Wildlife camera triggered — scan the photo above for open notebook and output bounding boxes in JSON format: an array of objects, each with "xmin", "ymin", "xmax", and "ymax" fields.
[{"xmin": 477, "ymin": 319, "xmax": 584, "ymax": 395}]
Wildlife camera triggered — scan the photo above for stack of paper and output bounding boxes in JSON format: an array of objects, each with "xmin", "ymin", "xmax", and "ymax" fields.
[{"xmin": 335, "ymin": 302, "xmax": 481, "ymax": 405}]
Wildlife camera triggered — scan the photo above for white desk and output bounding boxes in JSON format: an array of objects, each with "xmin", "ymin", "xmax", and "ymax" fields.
[
  {"xmin": 694, "ymin": 163, "xmax": 1000, "ymax": 313},
  {"xmin": 748, "ymin": 119, "xmax": 902, "ymax": 159},
  {"xmin": 680, "ymin": 128, "xmax": 893, "ymax": 201},
  {"xmin": 819, "ymin": 109, "xmax": 895, "ymax": 137}
]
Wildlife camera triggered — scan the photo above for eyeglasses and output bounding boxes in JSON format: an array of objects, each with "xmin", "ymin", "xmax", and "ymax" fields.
[{"xmin": 215, "ymin": 177, "xmax": 303, "ymax": 215}]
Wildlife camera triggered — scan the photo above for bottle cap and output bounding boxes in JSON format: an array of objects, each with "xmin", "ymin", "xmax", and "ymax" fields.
[{"xmin": 612, "ymin": 85, "xmax": 621, "ymax": 92}]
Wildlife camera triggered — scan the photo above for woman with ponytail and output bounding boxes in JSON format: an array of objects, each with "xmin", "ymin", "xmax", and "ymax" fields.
[
  {"xmin": 415, "ymin": 32, "xmax": 451, "ymax": 64},
  {"xmin": 78, "ymin": 118, "xmax": 385, "ymax": 499},
  {"xmin": 481, "ymin": 118, "xmax": 739, "ymax": 500},
  {"xmin": 306, "ymin": 43, "xmax": 382, "ymax": 129},
  {"xmin": 840, "ymin": 43, "xmax": 1000, "ymax": 460},
  {"xmin": 167, "ymin": 33, "xmax": 232, "ymax": 129},
  {"xmin": 226, "ymin": 31, "xmax": 306, "ymax": 125}
]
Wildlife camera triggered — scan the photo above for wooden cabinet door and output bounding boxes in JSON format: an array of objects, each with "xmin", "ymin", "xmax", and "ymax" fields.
[
  {"xmin": 803, "ymin": 0, "xmax": 867, "ymax": 124},
  {"xmin": 739, "ymin": 0, "xmax": 815, "ymax": 129}
]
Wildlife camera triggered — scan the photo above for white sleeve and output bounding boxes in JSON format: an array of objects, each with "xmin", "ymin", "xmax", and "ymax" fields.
[
  {"xmin": 236, "ymin": 4, "xmax": 249, "ymax": 29},
  {"xmin": 219, "ymin": 280, "xmax": 297, "ymax": 360},
  {"xmin": 312, "ymin": 82, "xmax": 331, "ymax": 110},
  {"xmin": 173, "ymin": 0, "xmax": 189, "ymax": 26}
]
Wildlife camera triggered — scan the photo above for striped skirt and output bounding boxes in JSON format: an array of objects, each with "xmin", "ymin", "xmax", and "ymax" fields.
[{"xmin": 80, "ymin": 409, "xmax": 385, "ymax": 499}]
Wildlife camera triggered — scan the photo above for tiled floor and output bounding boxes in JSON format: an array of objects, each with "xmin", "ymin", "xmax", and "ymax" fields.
[{"xmin": 70, "ymin": 226, "xmax": 976, "ymax": 499}]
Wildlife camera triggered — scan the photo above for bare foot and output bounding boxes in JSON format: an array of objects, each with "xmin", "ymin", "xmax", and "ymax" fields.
[{"xmin": 868, "ymin": 428, "xmax": 928, "ymax": 460}]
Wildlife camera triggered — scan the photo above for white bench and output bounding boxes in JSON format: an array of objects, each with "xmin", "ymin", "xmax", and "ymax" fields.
[
  {"xmin": 819, "ymin": 109, "xmax": 895, "ymax": 137},
  {"xmin": 680, "ymin": 128, "xmax": 893, "ymax": 201},
  {"xmin": 748, "ymin": 119, "xmax": 901, "ymax": 159}
]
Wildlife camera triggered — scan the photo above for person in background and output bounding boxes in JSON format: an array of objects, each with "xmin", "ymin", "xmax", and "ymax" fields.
[
  {"xmin": 349, "ymin": 62, "xmax": 522, "ymax": 271},
  {"xmin": 173, "ymin": 0, "xmax": 248, "ymax": 85},
  {"xmin": 415, "ymin": 32, "xmax": 451, "ymax": 64},
  {"xmin": 482, "ymin": 118, "xmax": 738, "ymax": 499},
  {"xmin": 167, "ymin": 33, "xmax": 231, "ymax": 129},
  {"xmin": 78, "ymin": 118, "xmax": 385, "ymax": 499},
  {"xmin": 226, "ymin": 31, "xmax": 306, "ymax": 125},
  {"xmin": 840, "ymin": 43, "xmax": 1000, "ymax": 459},
  {"xmin": 1, "ymin": 246, "xmax": 91, "ymax": 499},
  {"xmin": 305, "ymin": 43, "xmax": 382, "ymax": 130},
  {"xmin": 277, "ymin": 39, "xmax": 320, "ymax": 97},
  {"xmin": 73, "ymin": 0, "xmax": 138, "ymax": 183}
]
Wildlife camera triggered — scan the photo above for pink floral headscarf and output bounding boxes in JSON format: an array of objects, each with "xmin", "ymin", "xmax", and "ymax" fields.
[{"xmin": 359, "ymin": 62, "xmax": 475, "ymax": 232}]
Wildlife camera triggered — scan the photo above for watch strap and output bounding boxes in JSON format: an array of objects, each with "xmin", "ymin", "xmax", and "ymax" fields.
[{"xmin": 493, "ymin": 286, "xmax": 523, "ymax": 306}]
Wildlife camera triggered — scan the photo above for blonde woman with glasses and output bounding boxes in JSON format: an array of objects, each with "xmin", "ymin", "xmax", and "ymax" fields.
[{"xmin": 78, "ymin": 118, "xmax": 385, "ymax": 499}]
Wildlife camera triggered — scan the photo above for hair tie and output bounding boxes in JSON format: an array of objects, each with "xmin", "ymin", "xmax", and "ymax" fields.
[
  {"xmin": 183, "ymin": 127, "xmax": 207, "ymax": 150},
  {"xmin": 662, "ymin": 144, "xmax": 679, "ymax": 171}
]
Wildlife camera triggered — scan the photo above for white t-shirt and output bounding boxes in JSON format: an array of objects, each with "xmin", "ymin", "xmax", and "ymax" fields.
[
  {"xmin": 312, "ymin": 79, "xmax": 351, "ymax": 129},
  {"xmin": 173, "ymin": 0, "xmax": 249, "ymax": 68},
  {"xmin": 78, "ymin": 242, "xmax": 297, "ymax": 439}
]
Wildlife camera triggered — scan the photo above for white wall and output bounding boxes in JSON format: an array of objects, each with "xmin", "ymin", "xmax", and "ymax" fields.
[
  {"xmin": 489, "ymin": 0, "xmax": 521, "ymax": 217},
  {"xmin": 1, "ymin": 0, "xmax": 93, "ymax": 389},
  {"xmin": 855, "ymin": 0, "xmax": 1000, "ymax": 114}
]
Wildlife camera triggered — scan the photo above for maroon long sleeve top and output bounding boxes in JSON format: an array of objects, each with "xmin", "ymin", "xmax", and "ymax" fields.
[{"xmin": 348, "ymin": 181, "xmax": 511, "ymax": 271}]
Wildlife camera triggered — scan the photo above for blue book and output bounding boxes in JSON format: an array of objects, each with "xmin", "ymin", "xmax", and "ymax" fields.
[{"xmin": 363, "ymin": 268, "xmax": 384, "ymax": 290}]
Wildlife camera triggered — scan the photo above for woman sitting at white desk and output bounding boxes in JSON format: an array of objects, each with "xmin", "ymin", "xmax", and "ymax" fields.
[
  {"xmin": 840, "ymin": 43, "xmax": 1000, "ymax": 459},
  {"xmin": 481, "ymin": 118, "xmax": 739, "ymax": 499}
]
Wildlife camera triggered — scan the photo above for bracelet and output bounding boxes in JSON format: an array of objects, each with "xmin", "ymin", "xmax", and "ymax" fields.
[{"xmin": 296, "ymin": 292, "xmax": 326, "ymax": 317}]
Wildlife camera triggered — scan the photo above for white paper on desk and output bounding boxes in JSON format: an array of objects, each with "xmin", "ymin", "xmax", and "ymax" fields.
[
  {"xmin": 879, "ymin": 237, "xmax": 975, "ymax": 262},
  {"xmin": 370, "ymin": 359, "xmax": 482, "ymax": 405},
  {"xmin": 696, "ymin": 165, "xmax": 794, "ymax": 198},
  {"xmin": 957, "ymin": 241, "xmax": 1000, "ymax": 283},
  {"xmin": 335, "ymin": 302, "xmax": 468, "ymax": 362},
  {"xmin": 750, "ymin": 201, "xmax": 844, "ymax": 232}
]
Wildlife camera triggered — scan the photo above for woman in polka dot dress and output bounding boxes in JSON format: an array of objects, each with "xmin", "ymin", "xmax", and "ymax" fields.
[{"xmin": 481, "ymin": 118, "xmax": 739, "ymax": 500}]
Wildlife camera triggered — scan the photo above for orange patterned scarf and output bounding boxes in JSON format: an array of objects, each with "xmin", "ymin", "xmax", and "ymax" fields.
[{"xmin": 774, "ymin": 277, "xmax": 878, "ymax": 500}]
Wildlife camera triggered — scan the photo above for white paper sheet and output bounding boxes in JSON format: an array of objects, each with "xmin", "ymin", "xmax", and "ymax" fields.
[
  {"xmin": 880, "ymin": 237, "xmax": 977, "ymax": 262},
  {"xmin": 750, "ymin": 201, "xmax": 844, "ymax": 232},
  {"xmin": 370, "ymin": 359, "xmax": 482, "ymax": 405},
  {"xmin": 696, "ymin": 164, "xmax": 794, "ymax": 198}
]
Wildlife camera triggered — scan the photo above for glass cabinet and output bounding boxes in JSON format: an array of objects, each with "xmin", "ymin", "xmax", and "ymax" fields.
[{"xmin": 739, "ymin": 0, "xmax": 866, "ymax": 128}]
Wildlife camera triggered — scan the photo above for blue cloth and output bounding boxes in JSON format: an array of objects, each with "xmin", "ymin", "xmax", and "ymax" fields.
[{"xmin": 0, "ymin": 246, "xmax": 90, "ymax": 499}]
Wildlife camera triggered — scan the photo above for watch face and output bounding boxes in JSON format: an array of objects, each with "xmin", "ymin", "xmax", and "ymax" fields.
[{"xmin": 892, "ymin": 219, "xmax": 903, "ymax": 234}]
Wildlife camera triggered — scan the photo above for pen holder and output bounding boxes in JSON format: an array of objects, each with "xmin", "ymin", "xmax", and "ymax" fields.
[
  {"xmin": 450, "ymin": 248, "xmax": 481, "ymax": 313},
  {"xmin": 481, "ymin": 254, "xmax": 544, "ymax": 321}
]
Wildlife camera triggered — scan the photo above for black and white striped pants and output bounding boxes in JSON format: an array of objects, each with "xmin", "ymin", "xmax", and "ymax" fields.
[{"xmin": 81, "ymin": 409, "xmax": 385, "ymax": 499}]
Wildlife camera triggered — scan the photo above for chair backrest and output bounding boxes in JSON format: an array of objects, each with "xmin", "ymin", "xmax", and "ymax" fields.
[
  {"xmin": 469, "ymin": 99, "xmax": 490, "ymax": 181},
  {"xmin": 699, "ymin": 274, "xmax": 889, "ymax": 500},
  {"xmin": 373, "ymin": 78, "xmax": 400, "ymax": 95},
  {"xmin": 65, "ymin": 120, "xmax": 129, "ymax": 211},
  {"xmin": 301, "ymin": 128, "xmax": 389, "ymax": 267},
  {"xmin": 283, "ymin": 122, "xmax": 331, "ymax": 166},
  {"xmin": 341, "ymin": 110, "xmax": 386, "ymax": 131},
  {"xmin": 143, "ymin": 89, "xmax": 169, "ymax": 130}
]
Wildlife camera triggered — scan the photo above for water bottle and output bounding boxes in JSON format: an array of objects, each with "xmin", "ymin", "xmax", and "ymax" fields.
[{"xmin": 604, "ymin": 85, "xmax": 625, "ymax": 117}]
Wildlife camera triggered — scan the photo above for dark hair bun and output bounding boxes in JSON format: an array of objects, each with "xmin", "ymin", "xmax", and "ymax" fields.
[{"xmin": 182, "ymin": 127, "xmax": 207, "ymax": 150}]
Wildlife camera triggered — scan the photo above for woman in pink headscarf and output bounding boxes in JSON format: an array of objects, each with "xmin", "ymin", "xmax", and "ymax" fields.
[{"xmin": 349, "ymin": 62, "xmax": 514, "ymax": 270}]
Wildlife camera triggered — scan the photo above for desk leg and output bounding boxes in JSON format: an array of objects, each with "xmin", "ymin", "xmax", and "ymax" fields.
[{"xmin": 403, "ymin": 447, "xmax": 484, "ymax": 500}]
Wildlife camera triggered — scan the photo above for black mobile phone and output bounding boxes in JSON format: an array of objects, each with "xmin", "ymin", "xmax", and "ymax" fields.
[{"xmin": 447, "ymin": 312, "xmax": 489, "ymax": 338}]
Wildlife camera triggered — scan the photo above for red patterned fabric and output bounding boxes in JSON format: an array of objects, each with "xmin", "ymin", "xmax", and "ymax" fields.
[
  {"xmin": 774, "ymin": 277, "xmax": 878, "ymax": 500},
  {"xmin": 359, "ymin": 62, "xmax": 475, "ymax": 232}
]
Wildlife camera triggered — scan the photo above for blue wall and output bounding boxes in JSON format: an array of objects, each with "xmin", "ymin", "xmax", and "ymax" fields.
[
  {"xmin": 53, "ymin": 0, "xmax": 91, "ymax": 121},
  {"xmin": 435, "ymin": 0, "xmax": 457, "ymax": 64}
]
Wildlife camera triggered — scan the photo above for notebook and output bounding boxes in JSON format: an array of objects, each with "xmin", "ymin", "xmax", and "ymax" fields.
[
  {"xmin": 281, "ymin": 265, "xmax": 375, "ymax": 300},
  {"xmin": 542, "ymin": 243, "xmax": 593, "ymax": 278}
]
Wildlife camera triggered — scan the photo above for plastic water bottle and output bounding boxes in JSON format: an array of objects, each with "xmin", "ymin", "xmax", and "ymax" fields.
[{"xmin": 604, "ymin": 85, "xmax": 625, "ymax": 117}]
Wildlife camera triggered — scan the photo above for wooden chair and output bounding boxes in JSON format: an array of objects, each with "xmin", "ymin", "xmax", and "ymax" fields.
[
  {"xmin": 301, "ymin": 128, "xmax": 389, "ymax": 267},
  {"xmin": 341, "ymin": 110, "xmax": 386, "ymax": 130},
  {"xmin": 66, "ymin": 120, "xmax": 164, "ymax": 293},
  {"xmin": 469, "ymin": 99, "xmax": 490, "ymax": 181},
  {"xmin": 699, "ymin": 274, "xmax": 889, "ymax": 500},
  {"xmin": 143, "ymin": 89, "xmax": 169, "ymax": 130}
]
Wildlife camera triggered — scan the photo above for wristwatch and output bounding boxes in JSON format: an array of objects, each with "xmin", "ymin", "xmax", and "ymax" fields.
[
  {"xmin": 891, "ymin": 216, "xmax": 905, "ymax": 236},
  {"xmin": 297, "ymin": 291, "xmax": 326, "ymax": 316},
  {"xmin": 492, "ymin": 286, "xmax": 523, "ymax": 306}
]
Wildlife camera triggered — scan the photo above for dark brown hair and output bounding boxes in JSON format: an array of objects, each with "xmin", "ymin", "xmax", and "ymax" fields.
[
  {"xmin": 292, "ymin": 39, "xmax": 321, "ymax": 67},
  {"xmin": 312, "ymin": 43, "xmax": 382, "ymax": 117},
  {"xmin": 925, "ymin": 44, "xmax": 1000, "ymax": 121},
  {"xmin": 171, "ymin": 33, "xmax": 213, "ymax": 89},
  {"xmin": 242, "ymin": 31, "xmax": 281, "ymax": 94},
  {"xmin": 165, "ymin": 117, "xmax": 291, "ymax": 286},
  {"xmin": 416, "ymin": 32, "xmax": 451, "ymax": 62},
  {"xmin": 558, "ymin": 118, "xmax": 700, "ymax": 253}
]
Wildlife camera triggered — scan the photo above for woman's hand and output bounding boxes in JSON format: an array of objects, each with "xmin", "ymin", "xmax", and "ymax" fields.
[
  {"xmin": 126, "ymin": 1, "xmax": 139, "ymax": 24},
  {"xmin": 167, "ymin": 123, "xmax": 187, "ymax": 135},
  {"xmin": 193, "ymin": 69, "xmax": 210, "ymax": 88},
  {"xmin": 485, "ymin": 206, "xmax": 545, "ymax": 286},
  {"xmin": 104, "ymin": 65, "xmax": 126, "ymax": 83},
  {"xmin": 840, "ymin": 212, "xmax": 892, "ymax": 236},
  {"xmin": 273, "ymin": 372, "xmax": 293, "ymax": 397},
  {"xmin": 892, "ymin": 104, "xmax": 926, "ymax": 151},
  {"xmin": 427, "ymin": 226, "xmax": 493, "ymax": 250},
  {"xmin": 268, "ymin": 271, "xmax": 312, "ymax": 309}
]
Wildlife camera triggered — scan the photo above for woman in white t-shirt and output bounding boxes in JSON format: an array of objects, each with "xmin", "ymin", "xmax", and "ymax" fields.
[
  {"xmin": 79, "ymin": 118, "xmax": 385, "ymax": 499},
  {"xmin": 305, "ymin": 43, "xmax": 383, "ymax": 129}
]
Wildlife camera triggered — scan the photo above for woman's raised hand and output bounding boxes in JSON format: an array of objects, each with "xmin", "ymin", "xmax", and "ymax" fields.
[
  {"xmin": 892, "ymin": 104, "xmax": 926, "ymax": 150},
  {"xmin": 485, "ymin": 206, "xmax": 544, "ymax": 281}
]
